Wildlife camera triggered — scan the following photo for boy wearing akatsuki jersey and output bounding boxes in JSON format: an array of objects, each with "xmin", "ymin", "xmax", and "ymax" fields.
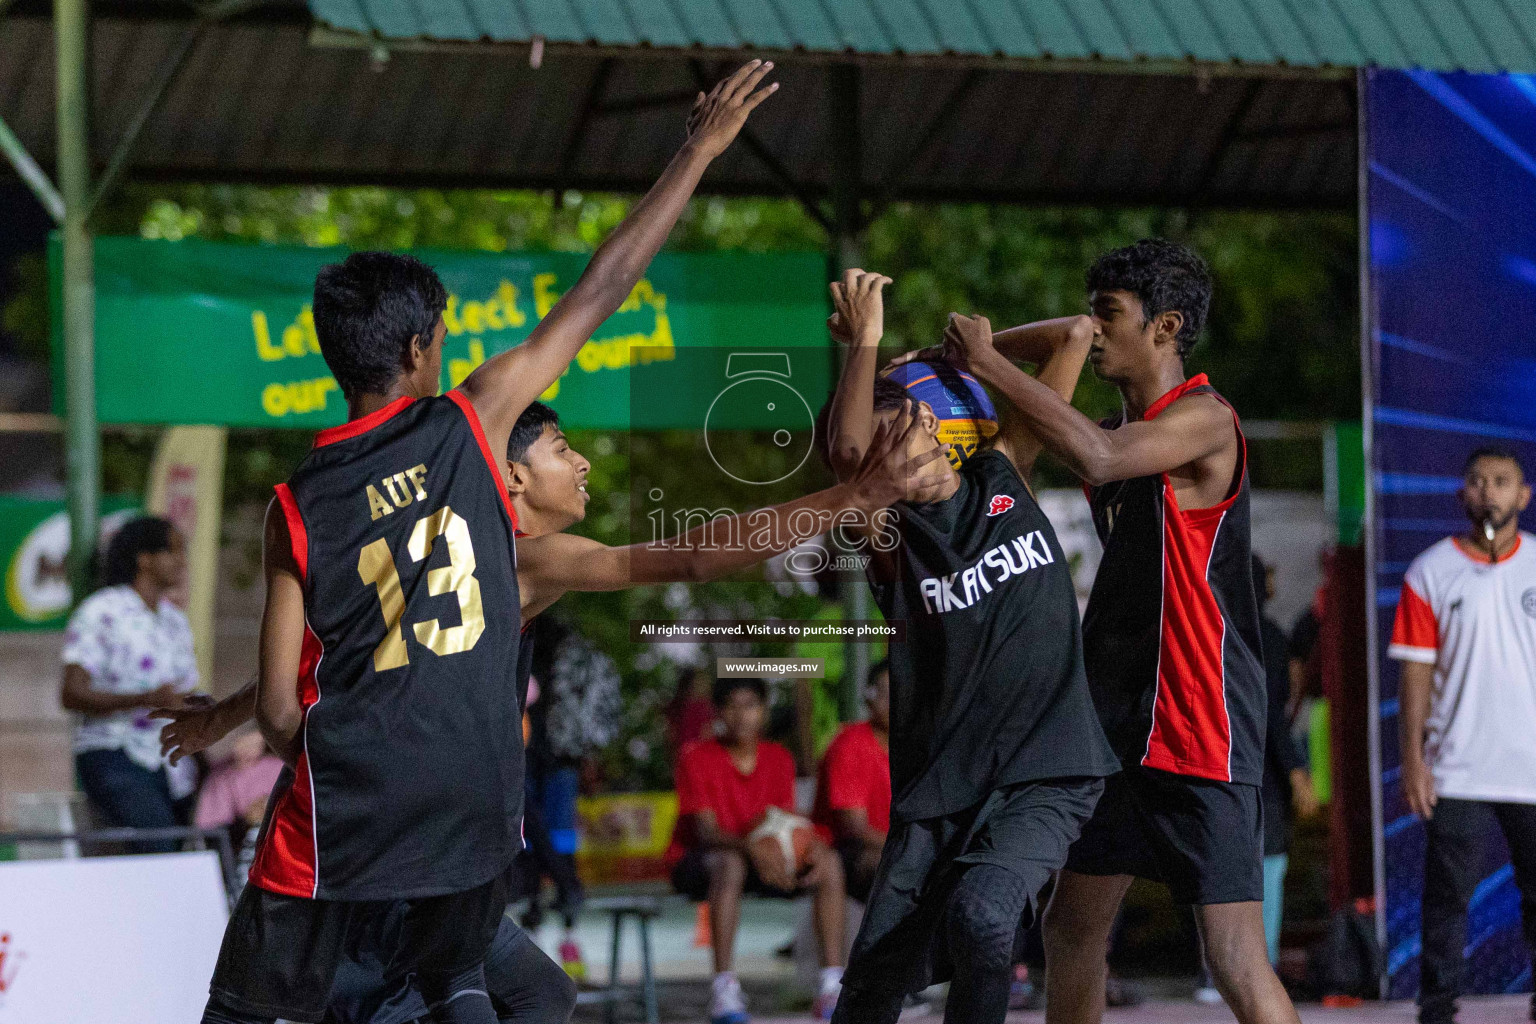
[
  {"xmin": 944, "ymin": 239, "xmax": 1299, "ymax": 1024},
  {"xmin": 823, "ymin": 269, "xmax": 1119, "ymax": 1024}
]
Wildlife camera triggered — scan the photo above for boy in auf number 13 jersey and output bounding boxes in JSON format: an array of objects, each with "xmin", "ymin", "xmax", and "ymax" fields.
[{"xmin": 201, "ymin": 60, "xmax": 781, "ymax": 1024}]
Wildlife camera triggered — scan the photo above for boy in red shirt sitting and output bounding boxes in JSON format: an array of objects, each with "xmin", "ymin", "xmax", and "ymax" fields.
[
  {"xmin": 813, "ymin": 660, "xmax": 892, "ymax": 902},
  {"xmin": 671, "ymin": 677, "xmax": 848, "ymax": 1024}
]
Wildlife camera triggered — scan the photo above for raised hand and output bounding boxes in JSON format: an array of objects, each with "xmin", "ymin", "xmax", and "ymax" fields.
[
  {"xmin": 685, "ymin": 60, "xmax": 779, "ymax": 160},
  {"xmin": 943, "ymin": 312, "xmax": 995, "ymax": 364},
  {"xmin": 850, "ymin": 400, "xmax": 951, "ymax": 509},
  {"xmin": 828, "ymin": 269, "xmax": 893, "ymax": 348}
]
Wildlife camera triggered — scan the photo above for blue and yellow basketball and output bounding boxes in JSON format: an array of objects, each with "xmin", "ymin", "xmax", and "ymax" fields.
[{"xmin": 882, "ymin": 360, "xmax": 998, "ymax": 468}]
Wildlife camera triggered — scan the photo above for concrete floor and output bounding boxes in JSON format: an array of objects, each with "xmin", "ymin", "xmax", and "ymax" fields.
[{"xmin": 522, "ymin": 892, "xmax": 1529, "ymax": 1024}]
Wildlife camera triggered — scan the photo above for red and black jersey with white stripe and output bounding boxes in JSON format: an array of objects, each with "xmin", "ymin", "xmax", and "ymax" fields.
[
  {"xmin": 1081, "ymin": 374, "xmax": 1266, "ymax": 786},
  {"xmin": 249, "ymin": 391, "xmax": 523, "ymax": 902}
]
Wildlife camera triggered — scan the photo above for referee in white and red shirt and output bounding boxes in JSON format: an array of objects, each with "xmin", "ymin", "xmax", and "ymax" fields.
[{"xmin": 1390, "ymin": 445, "xmax": 1536, "ymax": 1024}]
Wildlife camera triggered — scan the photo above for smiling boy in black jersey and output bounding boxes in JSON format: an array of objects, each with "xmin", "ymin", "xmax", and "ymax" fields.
[{"xmin": 820, "ymin": 270, "xmax": 1119, "ymax": 1024}]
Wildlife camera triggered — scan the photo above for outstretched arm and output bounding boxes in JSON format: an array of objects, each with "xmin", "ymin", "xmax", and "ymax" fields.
[
  {"xmin": 517, "ymin": 405, "xmax": 943, "ymax": 616},
  {"xmin": 969, "ymin": 315, "xmax": 1093, "ymax": 477},
  {"xmin": 946, "ymin": 314, "xmax": 1230, "ymax": 486},
  {"xmin": 255, "ymin": 499, "xmax": 306, "ymax": 768},
  {"xmin": 824, "ymin": 269, "xmax": 892, "ymax": 480},
  {"xmin": 458, "ymin": 61, "xmax": 779, "ymax": 455}
]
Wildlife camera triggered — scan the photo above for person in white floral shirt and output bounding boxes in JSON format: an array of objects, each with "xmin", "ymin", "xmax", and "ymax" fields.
[{"xmin": 60, "ymin": 516, "xmax": 196, "ymax": 852}]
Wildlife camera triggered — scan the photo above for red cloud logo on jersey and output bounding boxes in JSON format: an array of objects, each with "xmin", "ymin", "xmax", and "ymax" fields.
[{"xmin": 987, "ymin": 495, "xmax": 1015, "ymax": 517}]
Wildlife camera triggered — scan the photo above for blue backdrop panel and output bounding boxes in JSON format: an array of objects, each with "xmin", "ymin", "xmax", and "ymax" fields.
[{"xmin": 1365, "ymin": 67, "xmax": 1536, "ymax": 999}]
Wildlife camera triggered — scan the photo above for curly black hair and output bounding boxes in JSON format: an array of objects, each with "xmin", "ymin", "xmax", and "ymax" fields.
[
  {"xmin": 1086, "ymin": 238, "xmax": 1212, "ymax": 358},
  {"xmin": 312, "ymin": 252, "xmax": 448, "ymax": 399},
  {"xmin": 100, "ymin": 516, "xmax": 174, "ymax": 588}
]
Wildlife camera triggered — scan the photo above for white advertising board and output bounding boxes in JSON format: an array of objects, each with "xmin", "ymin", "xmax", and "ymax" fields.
[{"xmin": 0, "ymin": 851, "xmax": 227, "ymax": 1024}]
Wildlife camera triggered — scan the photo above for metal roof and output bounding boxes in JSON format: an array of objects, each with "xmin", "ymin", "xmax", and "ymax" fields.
[
  {"xmin": 310, "ymin": 0, "xmax": 1536, "ymax": 74},
  {"xmin": 0, "ymin": 2, "xmax": 1365, "ymax": 210}
]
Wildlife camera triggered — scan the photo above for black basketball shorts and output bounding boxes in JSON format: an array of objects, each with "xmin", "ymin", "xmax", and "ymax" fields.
[{"xmin": 1063, "ymin": 764, "xmax": 1264, "ymax": 904}]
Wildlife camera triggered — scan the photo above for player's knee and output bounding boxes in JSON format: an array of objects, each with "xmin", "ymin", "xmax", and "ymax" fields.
[
  {"xmin": 1042, "ymin": 895, "xmax": 1108, "ymax": 954},
  {"xmin": 706, "ymin": 847, "xmax": 748, "ymax": 886},
  {"xmin": 813, "ymin": 843, "xmax": 844, "ymax": 886},
  {"xmin": 947, "ymin": 874, "xmax": 1022, "ymax": 971}
]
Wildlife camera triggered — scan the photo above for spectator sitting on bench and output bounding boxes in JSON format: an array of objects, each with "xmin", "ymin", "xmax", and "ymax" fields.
[
  {"xmin": 669, "ymin": 677, "xmax": 847, "ymax": 1024},
  {"xmin": 812, "ymin": 659, "xmax": 891, "ymax": 903}
]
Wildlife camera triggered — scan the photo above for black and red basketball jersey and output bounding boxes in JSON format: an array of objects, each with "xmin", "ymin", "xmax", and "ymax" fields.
[
  {"xmin": 871, "ymin": 448, "xmax": 1119, "ymax": 823},
  {"xmin": 1081, "ymin": 374, "xmax": 1266, "ymax": 785},
  {"xmin": 250, "ymin": 391, "xmax": 523, "ymax": 901}
]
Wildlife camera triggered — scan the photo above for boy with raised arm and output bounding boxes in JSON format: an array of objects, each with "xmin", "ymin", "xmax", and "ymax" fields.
[
  {"xmin": 197, "ymin": 62, "xmax": 780, "ymax": 1024},
  {"xmin": 822, "ymin": 270, "xmax": 1118, "ymax": 1024}
]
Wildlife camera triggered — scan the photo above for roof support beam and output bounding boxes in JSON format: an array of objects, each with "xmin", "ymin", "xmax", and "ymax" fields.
[
  {"xmin": 866, "ymin": 68, "xmax": 984, "ymax": 226},
  {"xmin": 86, "ymin": 17, "xmax": 205, "ymax": 222},
  {"xmin": 1195, "ymin": 79, "xmax": 1263, "ymax": 193},
  {"xmin": 687, "ymin": 60, "xmax": 832, "ymax": 232},
  {"xmin": 557, "ymin": 58, "xmax": 614, "ymax": 190},
  {"xmin": 0, "ymin": 115, "xmax": 65, "ymax": 223}
]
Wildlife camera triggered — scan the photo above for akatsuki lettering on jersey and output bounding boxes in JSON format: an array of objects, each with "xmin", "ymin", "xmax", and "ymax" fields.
[{"xmin": 918, "ymin": 529, "xmax": 1055, "ymax": 614}]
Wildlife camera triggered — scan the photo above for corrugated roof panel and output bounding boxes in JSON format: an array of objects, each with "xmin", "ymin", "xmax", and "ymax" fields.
[
  {"xmin": 460, "ymin": 0, "xmax": 528, "ymax": 41},
  {"xmin": 1325, "ymin": 0, "xmax": 1408, "ymax": 70},
  {"xmin": 1414, "ymin": 0, "xmax": 1499, "ymax": 73},
  {"xmin": 520, "ymin": 0, "xmax": 599, "ymax": 44},
  {"xmin": 354, "ymin": 0, "xmax": 421, "ymax": 38},
  {"xmin": 615, "ymin": 0, "xmax": 692, "ymax": 49},
  {"xmin": 926, "ymin": 1, "xmax": 993, "ymax": 55},
  {"xmin": 820, "ymin": 2, "xmax": 891, "ymax": 53},
  {"xmin": 767, "ymin": 0, "xmax": 842, "ymax": 52},
  {"xmin": 1011, "ymin": 0, "xmax": 1086, "ymax": 59},
  {"xmin": 1243, "ymin": 1, "xmax": 1318, "ymax": 65},
  {"xmin": 657, "ymin": 0, "xmax": 739, "ymax": 48},
  {"xmin": 1456, "ymin": 0, "xmax": 1536, "ymax": 74},
  {"xmin": 304, "ymin": 1, "xmax": 1536, "ymax": 73},
  {"xmin": 716, "ymin": 0, "xmax": 793, "ymax": 51},
  {"xmin": 965, "ymin": 3, "xmax": 1040, "ymax": 58},
  {"xmin": 1502, "ymin": 4, "xmax": 1536, "ymax": 61},
  {"xmin": 414, "ymin": 0, "xmax": 484, "ymax": 41},
  {"xmin": 1195, "ymin": 1, "xmax": 1278, "ymax": 64},
  {"xmin": 1146, "ymin": 0, "xmax": 1228, "ymax": 63},
  {"xmin": 1373, "ymin": 1, "xmax": 1454, "ymax": 72},
  {"xmin": 1102, "ymin": 0, "xmax": 1183, "ymax": 60},
  {"xmin": 1055, "ymin": 0, "xmax": 1134, "ymax": 59},
  {"xmin": 1286, "ymin": 0, "xmax": 1364, "ymax": 67},
  {"xmin": 868, "ymin": 0, "xmax": 943, "ymax": 54}
]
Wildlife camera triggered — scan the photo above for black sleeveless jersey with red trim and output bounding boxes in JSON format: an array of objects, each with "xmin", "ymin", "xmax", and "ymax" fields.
[
  {"xmin": 870, "ymin": 448, "xmax": 1119, "ymax": 824},
  {"xmin": 1080, "ymin": 375, "xmax": 1266, "ymax": 786},
  {"xmin": 249, "ymin": 391, "xmax": 523, "ymax": 902}
]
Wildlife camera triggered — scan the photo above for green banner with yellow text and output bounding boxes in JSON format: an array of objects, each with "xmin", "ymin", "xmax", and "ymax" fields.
[{"xmin": 50, "ymin": 237, "xmax": 829, "ymax": 429}]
